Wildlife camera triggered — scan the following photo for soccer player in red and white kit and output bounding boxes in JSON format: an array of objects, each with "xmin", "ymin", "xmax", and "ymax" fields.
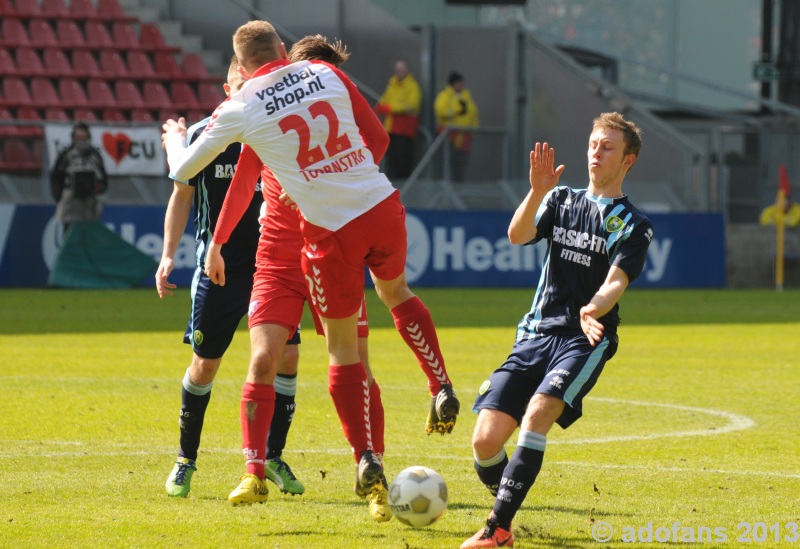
[{"xmin": 162, "ymin": 21, "xmax": 459, "ymax": 516}]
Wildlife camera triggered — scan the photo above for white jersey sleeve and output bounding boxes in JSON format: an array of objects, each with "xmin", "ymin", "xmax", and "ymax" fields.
[{"xmin": 165, "ymin": 101, "xmax": 246, "ymax": 183}]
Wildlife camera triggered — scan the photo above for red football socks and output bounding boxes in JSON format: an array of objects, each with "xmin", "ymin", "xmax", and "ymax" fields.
[{"xmin": 391, "ymin": 296, "xmax": 450, "ymax": 395}]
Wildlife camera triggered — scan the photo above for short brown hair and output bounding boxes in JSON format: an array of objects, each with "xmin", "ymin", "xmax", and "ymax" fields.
[
  {"xmin": 233, "ymin": 20, "xmax": 282, "ymax": 69},
  {"xmin": 288, "ymin": 34, "xmax": 350, "ymax": 67},
  {"xmin": 593, "ymin": 112, "xmax": 642, "ymax": 157}
]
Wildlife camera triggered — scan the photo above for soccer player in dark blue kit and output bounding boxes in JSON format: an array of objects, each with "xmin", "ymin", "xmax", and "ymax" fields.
[
  {"xmin": 156, "ymin": 59, "xmax": 304, "ymax": 498},
  {"xmin": 462, "ymin": 112, "xmax": 653, "ymax": 548}
]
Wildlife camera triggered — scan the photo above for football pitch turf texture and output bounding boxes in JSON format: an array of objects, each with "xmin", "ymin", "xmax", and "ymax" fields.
[{"xmin": 1, "ymin": 288, "xmax": 798, "ymax": 548}]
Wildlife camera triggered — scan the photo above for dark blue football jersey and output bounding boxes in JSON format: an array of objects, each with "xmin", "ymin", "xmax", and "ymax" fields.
[
  {"xmin": 516, "ymin": 186, "xmax": 653, "ymax": 341},
  {"xmin": 184, "ymin": 117, "xmax": 262, "ymax": 272}
]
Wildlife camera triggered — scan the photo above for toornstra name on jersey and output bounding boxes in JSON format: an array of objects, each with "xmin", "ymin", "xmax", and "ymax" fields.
[
  {"xmin": 254, "ymin": 67, "xmax": 325, "ymax": 116},
  {"xmin": 552, "ymin": 225, "xmax": 607, "ymax": 267}
]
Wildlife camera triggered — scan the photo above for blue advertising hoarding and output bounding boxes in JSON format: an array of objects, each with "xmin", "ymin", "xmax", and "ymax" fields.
[{"xmin": 0, "ymin": 205, "xmax": 725, "ymax": 288}]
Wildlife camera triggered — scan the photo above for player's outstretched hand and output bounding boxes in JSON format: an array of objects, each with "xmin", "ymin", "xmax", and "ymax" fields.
[
  {"xmin": 204, "ymin": 241, "xmax": 226, "ymax": 286},
  {"xmin": 161, "ymin": 118, "xmax": 188, "ymax": 149},
  {"xmin": 579, "ymin": 303, "xmax": 605, "ymax": 347},
  {"xmin": 529, "ymin": 142, "xmax": 565, "ymax": 195},
  {"xmin": 155, "ymin": 259, "xmax": 177, "ymax": 298}
]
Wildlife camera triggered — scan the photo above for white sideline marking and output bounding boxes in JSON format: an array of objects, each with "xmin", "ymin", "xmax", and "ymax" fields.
[{"xmin": 549, "ymin": 397, "xmax": 756, "ymax": 445}]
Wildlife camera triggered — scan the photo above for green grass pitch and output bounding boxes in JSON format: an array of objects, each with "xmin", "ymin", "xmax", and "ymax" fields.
[{"xmin": 1, "ymin": 288, "xmax": 798, "ymax": 548}]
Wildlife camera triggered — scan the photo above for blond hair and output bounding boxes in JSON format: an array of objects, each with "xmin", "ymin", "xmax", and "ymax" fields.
[
  {"xmin": 233, "ymin": 20, "xmax": 282, "ymax": 70},
  {"xmin": 593, "ymin": 112, "xmax": 642, "ymax": 157}
]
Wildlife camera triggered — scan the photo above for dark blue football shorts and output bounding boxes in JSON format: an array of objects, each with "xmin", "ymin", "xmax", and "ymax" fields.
[
  {"xmin": 183, "ymin": 267, "xmax": 301, "ymax": 359},
  {"xmin": 472, "ymin": 332, "xmax": 618, "ymax": 429}
]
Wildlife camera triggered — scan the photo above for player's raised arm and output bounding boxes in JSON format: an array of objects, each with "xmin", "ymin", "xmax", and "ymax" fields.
[{"xmin": 509, "ymin": 142, "xmax": 564, "ymax": 245}]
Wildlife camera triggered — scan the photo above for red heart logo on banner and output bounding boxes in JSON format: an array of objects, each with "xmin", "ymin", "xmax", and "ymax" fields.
[{"xmin": 102, "ymin": 132, "xmax": 133, "ymax": 165}]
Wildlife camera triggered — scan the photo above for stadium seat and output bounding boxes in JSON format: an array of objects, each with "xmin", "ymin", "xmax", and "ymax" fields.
[
  {"xmin": 181, "ymin": 53, "xmax": 213, "ymax": 79},
  {"xmin": 0, "ymin": 108, "xmax": 22, "ymax": 136},
  {"xmin": 73, "ymin": 107, "xmax": 99, "ymax": 122},
  {"xmin": 30, "ymin": 77, "xmax": 60, "ymax": 108},
  {"xmin": 71, "ymin": 49, "xmax": 101, "ymax": 78},
  {"xmin": 13, "ymin": 47, "xmax": 45, "ymax": 77},
  {"xmin": 0, "ymin": 138, "xmax": 39, "ymax": 172},
  {"xmin": 0, "ymin": 48, "xmax": 18, "ymax": 76},
  {"xmin": 154, "ymin": 51, "xmax": 182, "ymax": 78},
  {"xmin": 55, "ymin": 20, "xmax": 85, "ymax": 48},
  {"xmin": 83, "ymin": 20, "xmax": 114, "ymax": 50},
  {"xmin": 69, "ymin": 0, "xmax": 99, "ymax": 20},
  {"xmin": 197, "ymin": 82, "xmax": 225, "ymax": 110},
  {"xmin": 111, "ymin": 21, "xmax": 142, "ymax": 51},
  {"xmin": 44, "ymin": 107, "xmax": 70, "ymax": 121},
  {"xmin": 58, "ymin": 78, "xmax": 89, "ymax": 108},
  {"xmin": 41, "ymin": 0, "xmax": 70, "ymax": 18},
  {"xmin": 1, "ymin": 77, "xmax": 33, "ymax": 107},
  {"xmin": 130, "ymin": 109, "xmax": 155, "ymax": 122},
  {"xmin": 13, "ymin": 106, "xmax": 43, "ymax": 136},
  {"xmin": 102, "ymin": 108, "xmax": 127, "ymax": 122},
  {"xmin": 139, "ymin": 23, "xmax": 180, "ymax": 53},
  {"xmin": 43, "ymin": 48, "xmax": 73, "ymax": 77},
  {"xmin": 27, "ymin": 18, "xmax": 57, "ymax": 48},
  {"xmin": 12, "ymin": 0, "xmax": 42, "ymax": 18},
  {"xmin": 99, "ymin": 49, "xmax": 128, "ymax": 79},
  {"xmin": 185, "ymin": 110, "xmax": 209, "ymax": 125},
  {"xmin": 113, "ymin": 80, "xmax": 145, "ymax": 109},
  {"xmin": 142, "ymin": 81, "xmax": 172, "ymax": 110},
  {"xmin": 1, "ymin": 18, "xmax": 31, "ymax": 47},
  {"xmin": 126, "ymin": 50, "xmax": 156, "ymax": 80},
  {"xmin": 87, "ymin": 79, "xmax": 116, "ymax": 109},
  {"xmin": 170, "ymin": 81, "xmax": 200, "ymax": 111},
  {"xmin": 0, "ymin": 0, "xmax": 15, "ymax": 16},
  {"xmin": 96, "ymin": 0, "xmax": 137, "ymax": 22},
  {"xmin": 157, "ymin": 109, "xmax": 181, "ymax": 122}
]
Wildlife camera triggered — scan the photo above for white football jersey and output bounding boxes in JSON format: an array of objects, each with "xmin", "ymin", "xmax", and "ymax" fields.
[{"xmin": 166, "ymin": 59, "xmax": 395, "ymax": 232}]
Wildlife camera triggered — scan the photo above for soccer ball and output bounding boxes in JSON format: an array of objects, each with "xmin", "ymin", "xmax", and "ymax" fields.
[{"xmin": 388, "ymin": 466, "xmax": 448, "ymax": 528}]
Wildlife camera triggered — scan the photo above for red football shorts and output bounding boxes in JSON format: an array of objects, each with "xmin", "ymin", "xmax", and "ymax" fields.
[{"xmin": 301, "ymin": 191, "xmax": 407, "ymax": 319}]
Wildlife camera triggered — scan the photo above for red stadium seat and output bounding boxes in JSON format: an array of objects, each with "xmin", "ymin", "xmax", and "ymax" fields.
[
  {"xmin": 0, "ymin": 0, "xmax": 15, "ymax": 16},
  {"xmin": 126, "ymin": 50, "xmax": 156, "ymax": 79},
  {"xmin": 98, "ymin": 49, "xmax": 128, "ymax": 79},
  {"xmin": 83, "ymin": 20, "xmax": 114, "ymax": 50},
  {"xmin": 157, "ymin": 109, "xmax": 181, "ymax": 122},
  {"xmin": 102, "ymin": 108, "xmax": 127, "ymax": 122},
  {"xmin": 73, "ymin": 107, "xmax": 99, "ymax": 122},
  {"xmin": 12, "ymin": 0, "xmax": 42, "ymax": 18},
  {"xmin": 170, "ymin": 81, "xmax": 200, "ymax": 110},
  {"xmin": 44, "ymin": 107, "xmax": 70, "ymax": 121},
  {"xmin": 69, "ymin": 0, "xmax": 99, "ymax": 19},
  {"xmin": 139, "ymin": 23, "xmax": 180, "ymax": 53},
  {"xmin": 27, "ymin": 18, "xmax": 57, "ymax": 48},
  {"xmin": 96, "ymin": 0, "xmax": 137, "ymax": 22},
  {"xmin": 0, "ymin": 108, "xmax": 22, "ymax": 136},
  {"xmin": 58, "ymin": 78, "xmax": 89, "ymax": 108},
  {"xmin": 181, "ymin": 53, "xmax": 211, "ymax": 78},
  {"xmin": 41, "ymin": 0, "xmax": 70, "ymax": 18},
  {"xmin": 14, "ymin": 106, "xmax": 43, "ymax": 136},
  {"xmin": 14, "ymin": 47, "xmax": 45, "ymax": 77},
  {"xmin": 142, "ymin": 81, "xmax": 172, "ymax": 110},
  {"xmin": 30, "ymin": 77, "xmax": 60, "ymax": 108},
  {"xmin": 43, "ymin": 48, "xmax": 73, "ymax": 77},
  {"xmin": 130, "ymin": 109, "xmax": 155, "ymax": 122},
  {"xmin": 1, "ymin": 77, "xmax": 33, "ymax": 107},
  {"xmin": 87, "ymin": 79, "xmax": 116, "ymax": 109},
  {"xmin": 113, "ymin": 79, "xmax": 144, "ymax": 109},
  {"xmin": 197, "ymin": 82, "xmax": 225, "ymax": 110},
  {"xmin": 154, "ymin": 51, "xmax": 182, "ymax": 78},
  {"xmin": 111, "ymin": 21, "xmax": 141, "ymax": 50},
  {"xmin": 1, "ymin": 18, "xmax": 30, "ymax": 47},
  {"xmin": 0, "ymin": 48, "xmax": 18, "ymax": 76},
  {"xmin": 71, "ymin": 49, "xmax": 100, "ymax": 78},
  {"xmin": 0, "ymin": 138, "xmax": 39, "ymax": 172},
  {"xmin": 55, "ymin": 20, "xmax": 85, "ymax": 48}
]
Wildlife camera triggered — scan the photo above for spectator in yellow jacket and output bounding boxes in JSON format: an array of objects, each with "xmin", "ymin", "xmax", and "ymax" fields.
[
  {"xmin": 434, "ymin": 72, "xmax": 479, "ymax": 181},
  {"xmin": 375, "ymin": 59, "xmax": 422, "ymax": 180}
]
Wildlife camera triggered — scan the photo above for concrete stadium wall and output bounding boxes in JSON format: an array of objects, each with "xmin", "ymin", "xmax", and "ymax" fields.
[{"xmin": 727, "ymin": 224, "xmax": 800, "ymax": 289}]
